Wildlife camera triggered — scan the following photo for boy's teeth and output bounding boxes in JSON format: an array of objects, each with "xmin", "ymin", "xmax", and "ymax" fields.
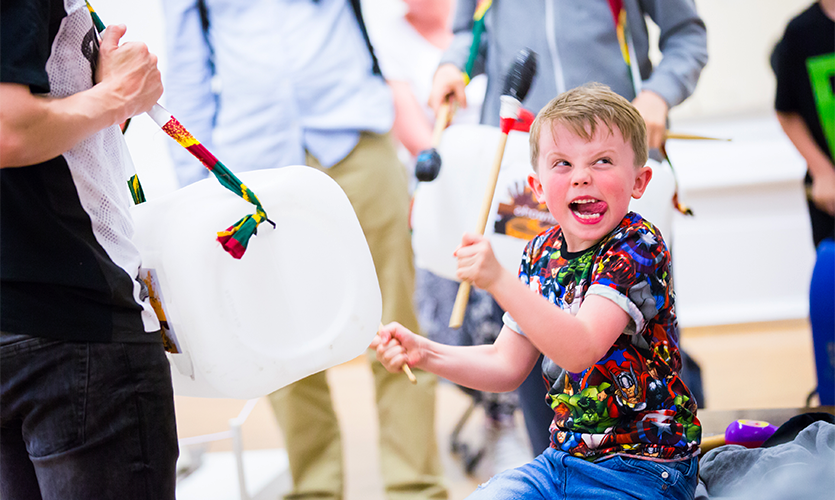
[{"xmin": 573, "ymin": 211, "xmax": 602, "ymax": 220}]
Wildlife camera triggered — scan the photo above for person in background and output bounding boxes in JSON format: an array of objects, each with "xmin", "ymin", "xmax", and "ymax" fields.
[
  {"xmin": 0, "ymin": 1, "xmax": 178, "ymax": 498},
  {"xmin": 772, "ymin": 0, "xmax": 835, "ymax": 406},
  {"xmin": 161, "ymin": 1, "xmax": 447, "ymax": 498},
  {"xmin": 772, "ymin": 0, "xmax": 835, "ymax": 247},
  {"xmin": 427, "ymin": 0, "xmax": 708, "ymax": 454},
  {"xmin": 367, "ymin": 0, "xmax": 532, "ymax": 477}
]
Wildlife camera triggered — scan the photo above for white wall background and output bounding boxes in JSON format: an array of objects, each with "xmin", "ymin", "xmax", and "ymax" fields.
[{"xmin": 668, "ymin": 0, "xmax": 813, "ymax": 120}]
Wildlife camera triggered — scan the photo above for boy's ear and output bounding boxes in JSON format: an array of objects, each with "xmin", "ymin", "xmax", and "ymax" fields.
[
  {"xmin": 527, "ymin": 172, "xmax": 544, "ymax": 202},
  {"xmin": 631, "ymin": 164, "xmax": 653, "ymax": 199}
]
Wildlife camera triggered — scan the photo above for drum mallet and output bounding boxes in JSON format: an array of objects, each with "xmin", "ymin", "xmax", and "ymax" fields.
[
  {"xmin": 415, "ymin": 98, "xmax": 455, "ymax": 182},
  {"xmin": 449, "ymin": 48, "xmax": 538, "ymax": 329},
  {"xmin": 700, "ymin": 419, "xmax": 778, "ymax": 453}
]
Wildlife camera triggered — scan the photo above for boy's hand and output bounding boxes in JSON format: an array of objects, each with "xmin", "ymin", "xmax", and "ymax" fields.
[
  {"xmin": 96, "ymin": 24, "xmax": 163, "ymax": 124},
  {"xmin": 375, "ymin": 322, "xmax": 424, "ymax": 374},
  {"xmin": 454, "ymin": 233, "xmax": 503, "ymax": 291}
]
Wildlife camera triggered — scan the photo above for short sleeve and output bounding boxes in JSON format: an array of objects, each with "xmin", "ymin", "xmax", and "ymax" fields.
[
  {"xmin": 586, "ymin": 224, "xmax": 670, "ymax": 334},
  {"xmin": 773, "ymin": 23, "xmax": 802, "ymax": 113},
  {"xmin": 503, "ymin": 231, "xmax": 546, "ymax": 338},
  {"xmin": 502, "ymin": 311, "xmax": 523, "ymax": 336},
  {"xmin": 0, "ymin": 0, "xmax": 53, "ymax": 93}
]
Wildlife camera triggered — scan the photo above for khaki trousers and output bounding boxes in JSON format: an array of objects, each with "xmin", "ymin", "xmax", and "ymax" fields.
[{"xmin": 269, "ymin": 132, "xmax": 447, "ymax": 500}]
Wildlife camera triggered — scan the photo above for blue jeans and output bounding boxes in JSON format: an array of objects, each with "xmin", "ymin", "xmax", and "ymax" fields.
[
  {"xmin": 1, "ymin": 335, "xmax": 178, "ymax": 500},
  {"xmin": 466, "ymin": 447, "xmax": 698, "ymax": 500}
]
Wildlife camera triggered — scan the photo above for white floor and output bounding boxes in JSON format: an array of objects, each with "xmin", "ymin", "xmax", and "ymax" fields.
[{"xmin": 176, "ymin": 449, "xmax": 291, "ymax": 500}]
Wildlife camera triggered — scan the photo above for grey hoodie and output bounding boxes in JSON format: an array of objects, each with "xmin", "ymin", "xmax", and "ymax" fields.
[{"xmin": 440, "ymin": 0, "xmax": 708, "ymax": 125}]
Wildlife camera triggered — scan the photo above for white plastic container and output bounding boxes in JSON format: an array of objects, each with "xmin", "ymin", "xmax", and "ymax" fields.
[
  {"xmin": 411, "ymin": 124, "xmax": 675, "ymax": 282},
  {"xmin": 131, "ymin": 166, "xmax": 381, "ymax": 399}
]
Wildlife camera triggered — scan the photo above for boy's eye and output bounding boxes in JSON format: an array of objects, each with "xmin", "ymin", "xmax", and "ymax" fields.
[
  {"xmin": 595, "ymin": 157, "xmax": 613, "ymax": 165},
  {"xmin": 553, "ymin": 160, "xmax": 571, "ymax": 168}
]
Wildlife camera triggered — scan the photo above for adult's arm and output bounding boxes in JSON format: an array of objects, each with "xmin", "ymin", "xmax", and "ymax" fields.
[
  {"xmin": 0, "ymin": 25, "xmax": 161, "ymax": 168},
  {"xmin": 777, "ymin": 111, "xmax": 835, "ymax": 215},
  {"xmin": 161, "ymin": 0, "xmax": 218, "ymax": 187},
  {"xmin": 437, "ymin": 0, "xmax": 480, "ymax": 74},
  {"xmin": 389, "ymin": 80, "xmax": 434, "ymax": 157},
  {"xmin": 430, "ymin": 0, "xmax": 481, "ymax": 112},
  {"xmin": 639, "ymin": 0, "xmax": 708, "ymax": 109}
]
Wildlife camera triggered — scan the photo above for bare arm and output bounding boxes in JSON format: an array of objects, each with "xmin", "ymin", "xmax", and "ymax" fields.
[
  {"xmin": 454, "ymin": 233, "xmax": 629, "ymax": 373},
  {"xmin": 777, "ymin": 111, "xmax": 835, "ymax": 215},
  {"xmin": 388, "ymin": 80, "xmax": 434, "ymax": 157},
  {"xmin": 0, "ymin": 25, "xmax": 161, "ymax": 168},
  {"xmin": 376, "ymin": 322, "xmax": 541, "ymax": 393}
]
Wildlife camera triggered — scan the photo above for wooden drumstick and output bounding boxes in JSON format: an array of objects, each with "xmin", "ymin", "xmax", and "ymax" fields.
[
  {"xmin": 402, "ymin": 363, "xmax": 417, "ymax": 384},
  {"xmin": 666, "ymin": 132, "xmax": 731, "ymax": 141},
  {"xmin": 432, "ymin": 99, "xmax": 453, "ymax": 146},
  {"xmin": 448, "ymin": 132, "xmax": 510, "ymax": 327},
  {"xmin": 415, "ymin": 98, "xmax": 457, "ymax": 182},
  {"xmin": 449, "ymin": 48, "xmax": 538, "ymax": 329}
]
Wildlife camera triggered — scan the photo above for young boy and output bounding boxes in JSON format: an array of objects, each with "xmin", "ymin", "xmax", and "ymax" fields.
[{"xmin": 375, "ymin": 84, "xmax": 701, "ymax": 499}]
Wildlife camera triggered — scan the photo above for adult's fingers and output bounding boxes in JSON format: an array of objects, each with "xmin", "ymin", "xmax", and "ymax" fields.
[
  {"xmin": 99, "ymin": 24, "xmax": 126, "ymax": 52},
  {"xmin": 429, "ymin": 64, "xmax": 467, "ymax": 113}
]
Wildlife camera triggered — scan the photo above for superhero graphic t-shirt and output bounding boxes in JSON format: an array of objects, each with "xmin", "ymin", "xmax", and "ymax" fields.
[{"xmin": 504, "ymin": 212, "xmax": 701, "ymax": 461}]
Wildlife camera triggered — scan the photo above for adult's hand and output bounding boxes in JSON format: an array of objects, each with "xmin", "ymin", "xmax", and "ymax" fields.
[
  {"xmin": 811, "ymin": 166, "xmax": 835, "ymax": 216},
  {"xmin": 428, "ymin": 63, "xmax": 467, "ymax": 114},
  {"xmin": 632, "ymin": 90, "xmax": 669, "ymax": 150},
  {"xmin": 96, "ymin": 24, "xmax": 163, "ymax": 125}
]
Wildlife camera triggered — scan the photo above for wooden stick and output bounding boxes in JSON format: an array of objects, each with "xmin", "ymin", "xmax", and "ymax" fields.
[
  {"xmin": 402, "ymin": 364, "xmax": 417, "ymax": 385},
  {"xmin": 699, "ymin": 434, "xmax": 726, "ymax": 454},
  {"xmin": 449, "ymin": 132, "xmax": 510, "ymax": 328},
  {"xmin": 665, "ymin": 132, "xmax": 731, "ymax": 141},
  {"xmin": 378, "ymin": 323, "xmax": 417, "ymax": 384},
  {"xmin": 431, "ymin": 100, "xmax": 452, "ymax": 147}
]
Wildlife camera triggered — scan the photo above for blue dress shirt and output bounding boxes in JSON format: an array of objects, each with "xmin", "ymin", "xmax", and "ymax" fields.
[{"xmin": 163, "ymin": 0, "xmax": 394, "ymax": 186}]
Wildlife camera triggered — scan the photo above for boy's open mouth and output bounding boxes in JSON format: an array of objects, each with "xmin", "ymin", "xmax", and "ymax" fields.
[{"xmin": 570, "ymin": 198, "xmax": 608, "ymax": 221}]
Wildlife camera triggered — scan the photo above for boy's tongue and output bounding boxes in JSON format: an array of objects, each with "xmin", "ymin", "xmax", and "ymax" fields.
[{"xmin": 572, "ymin": 200, "xmax": 607, "ymax": 216}]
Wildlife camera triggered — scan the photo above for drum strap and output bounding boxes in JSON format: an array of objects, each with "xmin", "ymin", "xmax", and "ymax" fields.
[
  {"xmin": 605, "ymin": 0, "xmax": 694, "ymax": 216},
  {"xmin": 86, "ymin": 1, "xmax": 275, "ymax": 258}
]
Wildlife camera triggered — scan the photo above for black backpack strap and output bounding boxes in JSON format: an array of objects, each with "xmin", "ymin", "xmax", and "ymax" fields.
[
  {"xmin": 196, "ymin": 0, "xmax": 215, "ymax": 65},
  {"xmin": 348, "ymin": 0, "xmax": 382, "ymax": 76}
]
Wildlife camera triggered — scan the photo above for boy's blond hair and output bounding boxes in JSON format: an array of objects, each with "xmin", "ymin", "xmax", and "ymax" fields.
[{"xmin": 529, "ymin": 83, "xmax": 648, "ymax": 169}]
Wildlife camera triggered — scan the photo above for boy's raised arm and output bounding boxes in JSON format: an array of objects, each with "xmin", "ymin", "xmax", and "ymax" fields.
[
  {"xmin": 455, "ymin": 234, "xmax": 631, "ymax": 374},
  {"xmin": 490, "ymin": 270, "xmax": 629, "ymax": 373}
]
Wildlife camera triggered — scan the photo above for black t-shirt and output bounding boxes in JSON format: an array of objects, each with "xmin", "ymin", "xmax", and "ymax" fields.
[
  {"xmin": 0, "ymin": 0, "xmax": 160, "ymax": 342},
  {"xmin": 773, "ymin": 2, "xmax": 835, "ymax": 162}
]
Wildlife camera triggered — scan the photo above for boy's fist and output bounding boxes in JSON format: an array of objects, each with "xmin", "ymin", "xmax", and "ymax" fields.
[
  {"xmin": 375, "ymin": 322, "xmax": 422, "ymax": 374},
  {"xmin": 454, "ymin": 233, "xmax": 502, "ymax": 290}
]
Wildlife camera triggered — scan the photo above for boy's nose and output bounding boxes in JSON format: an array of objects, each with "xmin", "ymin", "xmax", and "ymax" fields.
[{"xmin": 572, "ymin": 169, "xmax": 591, "ymax": 186}]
